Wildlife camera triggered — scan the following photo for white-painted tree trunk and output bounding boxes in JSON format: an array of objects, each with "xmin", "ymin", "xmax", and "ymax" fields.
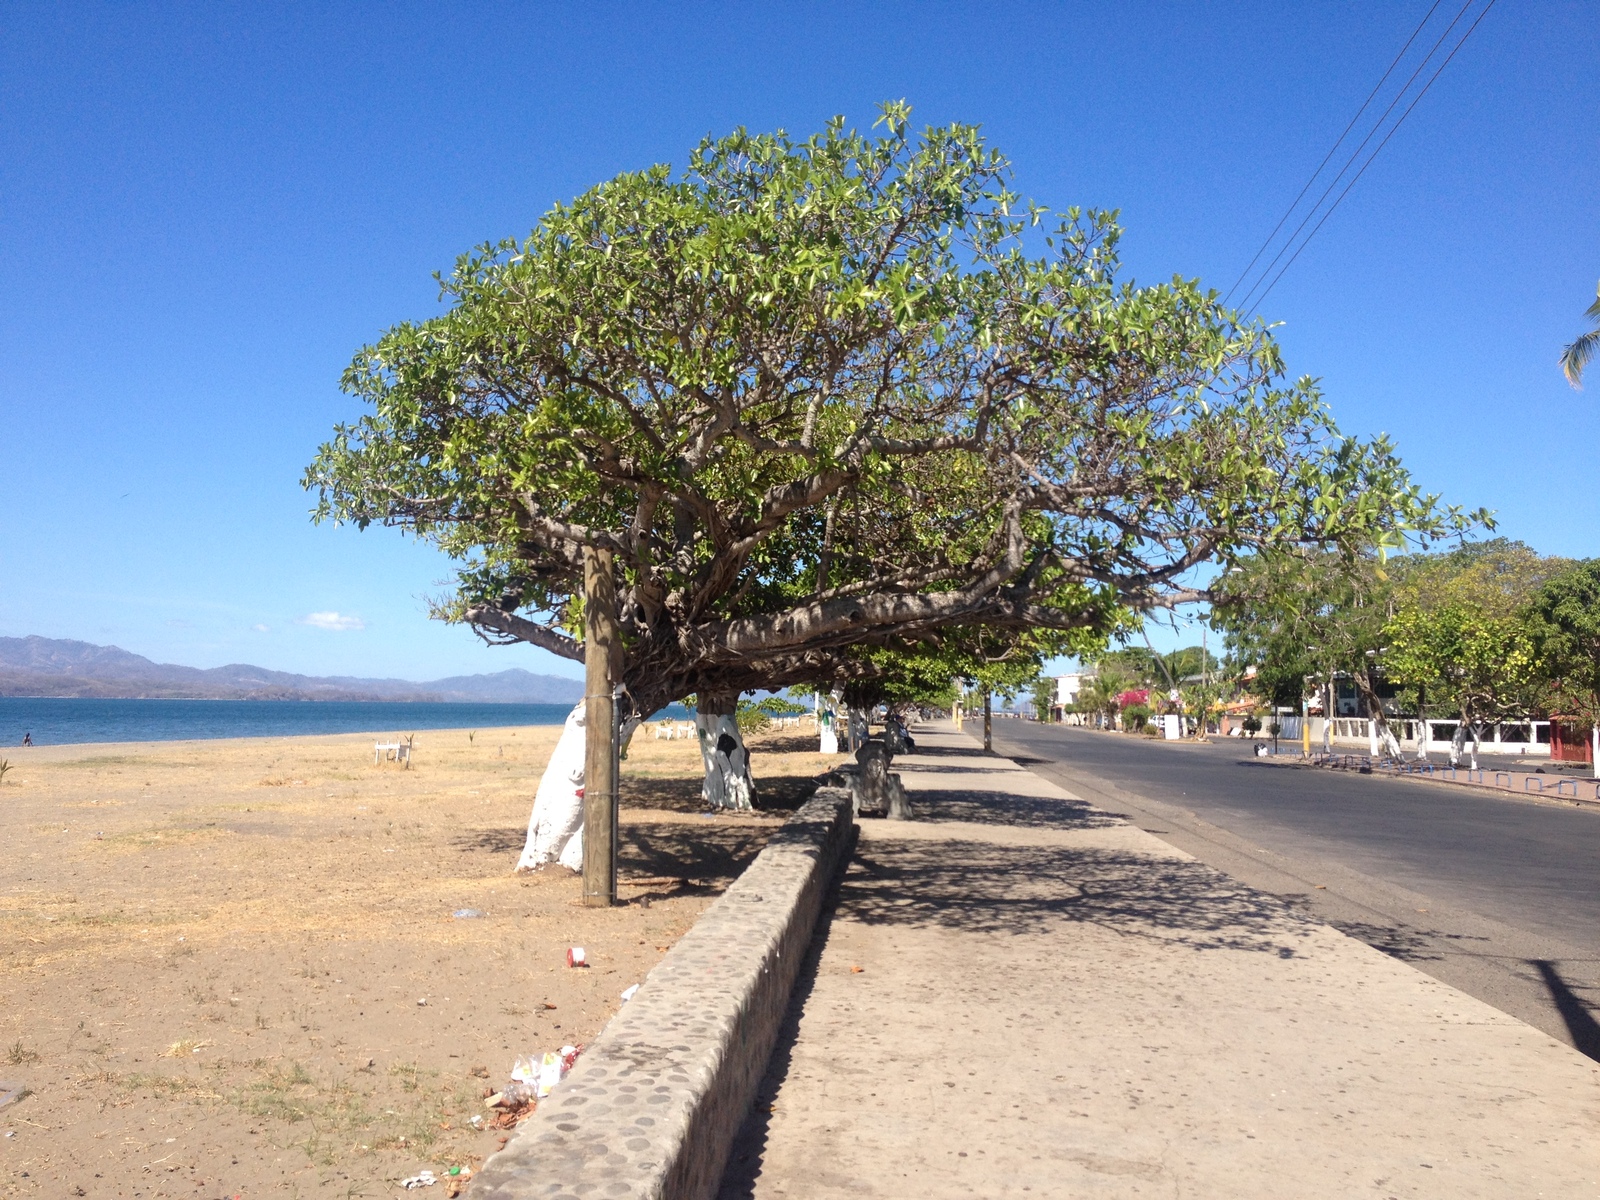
[
  {"xmin": 1592, "ymin": 722, "xmax": 1598, "ymax": 781},
  {"xmin": 514, "ymin": 701, "xmax": 640, "ymax": 872},
  {"xmin": 1452, "ymin": 719, "xmax": 1484, "ymax": 770},
  {"xmin": 516, "ymin": 702, "xmax": 588, "ymax": 872},
  {"xmin": 818, "ymin": 709, "xmax": 839, "ymax": 755},
  {"xmin": 697, "ymin": 711, "xmax": 755, "ymax": 811},
  {"xmin": 1375, "ymin": 717, "xmax": 1403, "ymax": 760}
]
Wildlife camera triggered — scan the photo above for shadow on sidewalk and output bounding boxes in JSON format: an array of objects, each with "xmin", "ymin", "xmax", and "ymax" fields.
[
  {"xmin": 843, "ymin": 836, "xmax": 1311, "ymax": 954},
  {"xmin": 897, "ymin": 742, "xmax": 988, "ymax": 759},
  {"xmin": 900, "ymin": 785, "xmax": 1124, "ymax": 830}
]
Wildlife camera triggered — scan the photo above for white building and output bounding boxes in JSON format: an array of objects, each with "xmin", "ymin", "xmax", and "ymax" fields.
[{"xmin": 1054, "ymin": 671, "xmax": 1091, "ymax": 708}]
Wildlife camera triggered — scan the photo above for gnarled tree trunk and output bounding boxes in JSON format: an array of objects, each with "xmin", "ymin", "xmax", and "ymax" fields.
[
  {"xmin": 1449, "ymin": 715, "xmax": 1484, "ymax": 770},
  {"xmin": 695, "ymin": 692, "xmax": 756, "ymax": 811}
]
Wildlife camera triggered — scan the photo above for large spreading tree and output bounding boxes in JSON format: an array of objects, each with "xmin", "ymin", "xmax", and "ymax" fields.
[{"xmin": 306, "ymin": 104, "xmax": 1461, "ymax": 727}]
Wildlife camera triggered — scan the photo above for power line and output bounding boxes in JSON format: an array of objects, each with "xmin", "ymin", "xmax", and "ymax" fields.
[
  {"xmin": 1235, "ymin": 0, "xmax": 1476, "ymax": 314},
  {"xmin": 1233, "ymin": 0, "xmax": 1482, "ymax": 317},
  {"xmin": 1245, "ymin": 0, "xmax": 1499, "ymax": 315},
  {"xmin": 1221, "ymin": 0, "xmax": 1447, "ymax": 308}
]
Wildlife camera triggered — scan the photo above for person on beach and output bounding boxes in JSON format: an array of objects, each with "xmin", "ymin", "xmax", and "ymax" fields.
[{"xmin": 21, "ymin": 732, "xmax": 31, "ymax": 746}]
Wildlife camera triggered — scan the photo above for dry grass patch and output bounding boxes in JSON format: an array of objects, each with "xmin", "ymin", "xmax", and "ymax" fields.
[{"xmin": 0, "ymin": 720, "xmax": 845, "ymax": 1196}]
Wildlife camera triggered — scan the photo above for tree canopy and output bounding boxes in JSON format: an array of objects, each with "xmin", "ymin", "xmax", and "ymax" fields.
[
  {"xmin": 1213, "ymin": 538, "xmax": 1570, "ymax": 759},
  {"xmin": 1527, "ymin": 559, "xmax": 1600, "ymax": 728},
  {"xmin": 307, "ymin": 104, "xmax": 1466, "ymax": 719},
  {"xmin": 1210, "ymin": 546, "xmax": 1399, "ymax": 713}
]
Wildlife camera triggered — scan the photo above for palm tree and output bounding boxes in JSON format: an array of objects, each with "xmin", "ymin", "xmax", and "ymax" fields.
[
  {"xmin": 1561, "ymin": 280, "xmax": 1600, "ymax": 389},
  {"xmin": 1082, "ymin": 667, "xmax": 1133, "ymax": 729}
]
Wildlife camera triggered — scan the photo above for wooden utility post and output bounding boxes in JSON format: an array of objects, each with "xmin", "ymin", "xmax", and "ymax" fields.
[{"xmin": 582, "ymin": 547, "xmax": 619, "ymax": 907}]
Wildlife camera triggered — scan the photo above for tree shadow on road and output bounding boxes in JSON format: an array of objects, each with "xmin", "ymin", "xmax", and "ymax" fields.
[
  {"xmin": 1531, "ymin": 959, "xmax": 1600, "ymax": 1063},
  {"xmin": 1323, "ymin": 919, "xmax": 1499, "ymax": 966},
  {"xmin": 841, "ymin": 837, "xmax": 1312, "ymax": 955}
]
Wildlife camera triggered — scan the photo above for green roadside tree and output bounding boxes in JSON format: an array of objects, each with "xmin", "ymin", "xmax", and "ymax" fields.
[
  {"xmin": 1210, "ymin": 547, "xmax": 1416, "ymax": 758},
  {"xmin": 1094, "ymin": 646, "xmax": 1165, "ymax": 689},
  {"xmin": 836, "ymin": 626, "xmax": 1089, "ymax": 751},
  {"xmin": 1213, "ymin": 540, "xmax": 1559, "ymax": 763},
  {"xmin": 963, "ymin": 641, "xmax": 1059, "ymax": 754},
  {"xmin": 1079, "ymin": 666, "xmax": 1135, "ymax": 730},
  {"xmin": 1179, "ymin": 678, "xmax": 1224, "ymax": 736},
  {"xmin": 1383, "ymin": 541, "xmax": 1562, "ymax": 768},
  {"xmin": 1526, "ymin": 559, "xmax": 1600, "ymax": 777},
  {"xmin": 1028, "ymin": 671, "xmax": 1058, "ymax": 724},
  {"xmin": 1384, "ymin": 605, "xmax": 1540, "ymax": 770}
]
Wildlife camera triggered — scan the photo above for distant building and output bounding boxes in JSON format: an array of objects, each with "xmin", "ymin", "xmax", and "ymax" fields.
[{"xmin": 1054, "ymin": 671, "xmax": 1090, "ymax": 708}]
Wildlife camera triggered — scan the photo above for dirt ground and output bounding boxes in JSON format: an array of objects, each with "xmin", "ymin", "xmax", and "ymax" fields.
[{"xmin": 0, "ymin": 720, "xmax": 840, "ymax": 1199}]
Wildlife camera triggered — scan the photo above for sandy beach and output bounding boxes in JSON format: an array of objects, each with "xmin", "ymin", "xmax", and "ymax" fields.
[{"xmin": 0, "ymin": 720, "xmax": 837, "ymax": 1198}]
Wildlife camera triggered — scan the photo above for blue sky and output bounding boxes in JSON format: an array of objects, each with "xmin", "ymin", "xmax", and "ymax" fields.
[{"xmin": 2, "ymin": 2, "xmax": 1595, "ymax": 682}]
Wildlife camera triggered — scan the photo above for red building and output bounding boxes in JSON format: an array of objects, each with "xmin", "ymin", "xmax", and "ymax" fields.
[{"xmin": 1549, "ymin": 718, "xmax": 1594, "ymax": 764}]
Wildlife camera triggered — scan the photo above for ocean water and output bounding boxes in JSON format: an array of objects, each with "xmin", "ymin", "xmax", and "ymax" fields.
[{"xmin": 0, "ymin": 697, "xmax": 582, "ymax": 748}]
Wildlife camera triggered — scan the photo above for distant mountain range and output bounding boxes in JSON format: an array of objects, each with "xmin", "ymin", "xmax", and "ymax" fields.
[{"xmin": 0, "ymin": 636, "xmax": 585, "ymax": 704}]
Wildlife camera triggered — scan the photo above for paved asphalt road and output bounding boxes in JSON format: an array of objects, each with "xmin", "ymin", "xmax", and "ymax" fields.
[{"xmin": 984, "ymin": 720, "xmax": 1600, "ymax": 1061}]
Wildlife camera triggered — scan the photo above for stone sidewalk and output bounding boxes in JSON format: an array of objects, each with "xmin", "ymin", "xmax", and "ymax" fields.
[{"xmin": 718, "ymin": 724, "xmax": 1600, "ymax": 1199}]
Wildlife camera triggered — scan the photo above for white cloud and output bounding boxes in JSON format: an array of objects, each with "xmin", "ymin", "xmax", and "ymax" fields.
[
  {"xmin": 298, "ymin": 611, "xmax": 365, "ymax": 632},
  {"xmin": 252, "ymin": 623, "xmax": 270, "ymax": 633}
]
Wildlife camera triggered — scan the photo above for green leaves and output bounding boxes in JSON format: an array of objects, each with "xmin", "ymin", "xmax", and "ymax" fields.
[{"xmin": 305, "ymin": 105, "xmax": 1465, "ymax": 714}]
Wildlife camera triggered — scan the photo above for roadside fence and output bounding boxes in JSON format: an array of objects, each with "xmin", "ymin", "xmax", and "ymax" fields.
[{"xmin": 1299, "ymin": 752, "xmax": 1600, "ymax": 805}]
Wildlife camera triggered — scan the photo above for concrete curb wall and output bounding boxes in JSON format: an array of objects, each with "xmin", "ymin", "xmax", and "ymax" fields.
[{"xmin": 468, "ymin": 787, "xmax": 855, "ymax": 1200}]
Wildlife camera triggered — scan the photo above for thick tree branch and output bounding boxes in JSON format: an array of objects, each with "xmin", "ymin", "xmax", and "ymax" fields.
[{"xmin": 463, "ymin": 604, "xmax": 584, "ymax": 662}]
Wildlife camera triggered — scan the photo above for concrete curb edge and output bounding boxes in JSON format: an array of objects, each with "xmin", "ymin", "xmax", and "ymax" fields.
[{"xmin": 467, "ymin": 786, "xmax": 856, "ymax": 1200}]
